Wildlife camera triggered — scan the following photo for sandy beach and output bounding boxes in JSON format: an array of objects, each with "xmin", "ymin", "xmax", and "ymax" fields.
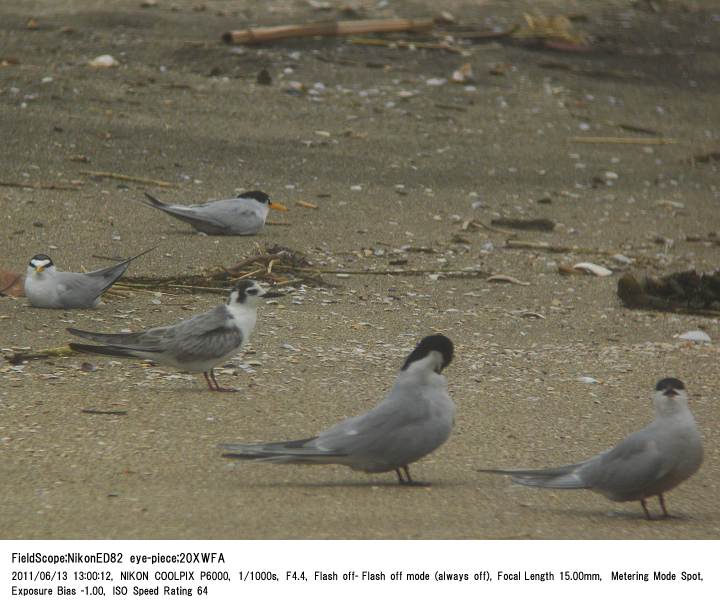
[{"xmin": 1, "ymin": 0, "xmax": 719, "ymax": 539}]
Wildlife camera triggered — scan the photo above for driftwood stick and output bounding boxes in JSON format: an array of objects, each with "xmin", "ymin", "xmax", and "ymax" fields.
[
  {"xmin": 567, "ymin": 136, "xmax": 678, "ymax": 145},
  {"xmin": 298, "ymin": 267, "xmax": 488, "ymax": 276},
  {"xmin": 114, "ymin": 282, "xmax": 230, "ymax": 294},
  {"xmin": 224, "ymin": 256, "xmax": 273, "ymax": 275},
  {"xmin": 4, "ymin": 346, "xmax": 75, "ymax": 364},
  {"xmin": 504, "ymin": 240, "xmax": 655, "ymax": 264},
  {"xmin": 0, "ymin": 180, "xmax": 81, "ymax": 191},
  {"xmin": 81, "ymin": 409, "xmax": 128, "ymax": 416},
  {"xmin": 505, "ymin": 240, "xmax": 580, "ymax": 254},
  {"xmin": 222, "ymin": 18, "xmax": 434, "ymax": 45},
  {"xmin": 349, "ymin": 37, "xmax": 462, "ymax": 53},
  {"xmin": 79, "ymin": 170, "xmax": 175, "ymax": 187}
]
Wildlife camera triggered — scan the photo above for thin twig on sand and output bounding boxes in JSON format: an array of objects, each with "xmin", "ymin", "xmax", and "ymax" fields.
[
  {"xmin": 79, "ymin": 170, "xmax": 175, "ymax": 187},
  {"xmin": 4, "ymin": 346, "xmax": 75, "ymax": 364},
  {"xmin": 349, "ymin": 37, "xmax": 462, "ymax": 53},
  {"xmin": 568, "ymin": 136, "xmax": 678, "ymax": 145},
  {"xmin": 222, "ymin": 18, "xmax": 434, "ymax": 45},
  {"xmin": 0, "ymin": 180, "xmax": 81, "ymax": 191}
]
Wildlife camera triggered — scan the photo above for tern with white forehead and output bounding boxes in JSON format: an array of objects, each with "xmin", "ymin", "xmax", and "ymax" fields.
[
  {"xmin": 479, "ymin": 378, "xmax": 703, "ymax": 519},
  {"xmin": 142, "ymin": 191, "xmax": 288, "ymax": 235},
  {"xmin": 24, "ymin": 247, "xmax": 155, "ymax": 309},
  {"xmin": 67, "ymin": 280, "xmax": 282, "ymax": 392},
  {"xmin": 221, "ymin": 335, "xmax": 456, "ymax": 484}
]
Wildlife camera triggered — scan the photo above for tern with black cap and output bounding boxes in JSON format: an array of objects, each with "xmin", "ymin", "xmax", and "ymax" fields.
[
  {"xmin": 478, "ymin": 378, "xmax": 703, "ymax": 519},
  {"xmin": 142, "ymin": 191, "xmax": 287, "ymax": 235},
  {"xmin": 67, "ymin": 279, "xmax": 282, "ymax": 392},
  {"xmin": 220, "ymin": 334, "xmax": 456, "ymax": 484},
  {"xmin": 24, "ymin": 247, "xmax": 155, "ymax": 309}
]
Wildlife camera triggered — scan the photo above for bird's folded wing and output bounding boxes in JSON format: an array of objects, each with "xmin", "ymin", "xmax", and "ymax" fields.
[
  {"xmin": 153, "ymin": 204, "xmax": 228, "ymax": 230},
  {"xmin": 580, "ymin": 430, "xmax": 667, "ymax": 494},
  {"xmin": 316, "ymin": 390, "xmax": 431, "ymax": 454},
  {"xmin": 52, "ymin": 272, "xmax": 95, "ymax": 291},
  {"xmin": 168, "ymin": 307, "xmax": 244, "ymax": 361}
]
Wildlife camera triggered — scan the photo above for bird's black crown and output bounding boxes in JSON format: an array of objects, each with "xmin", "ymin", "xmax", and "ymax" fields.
[
  {"xmin": 655, "ymin": 377, "xmax": 685, "ymax": 392},
  {"xmin": 29, "ymin": 254, "xmax": 54, "ymax": 267},
  {"xmin": 237, "ymin": 191, "xmax": 270, "ymax": 204},
  {"xmin": 229, "ymin": 279, "xmax": 259, "ymax": 304},
  {"xmin": 401, "ymin": 334, "xmax": 454, "ymax": 371}
]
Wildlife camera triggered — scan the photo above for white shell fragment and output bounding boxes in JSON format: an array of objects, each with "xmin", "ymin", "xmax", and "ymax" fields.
[
  {"xmin": 610, "ymin": 254, "xmax": 633, "ymax": 265},
  {"xmin": 487, "ymin": 274, "xmax": 530, "ymax": 286},
  {"xmin": 517, "ymin": 311, "xmax": 546, "ymax": 319},
  {"xmin": 89, "ymin": 54, "xmax": 119, "ymax": 68},
  {"xmin": 678, "ymin": 330, "xmax": 711, "ymax": 343},
  {"xmin": 451, "ymin": 63, "xmax": 475, "ymax": 83},
  {"xmin": 656, "ymin": 199, "xmax": 685, "ymax": 209},
  {"xmin": 578, "ymin": 376, "xmax": 600, "ymax": 384},
  {"xmin": 573, "ymin": 262, "xmax": 613, "ymax": 277}
]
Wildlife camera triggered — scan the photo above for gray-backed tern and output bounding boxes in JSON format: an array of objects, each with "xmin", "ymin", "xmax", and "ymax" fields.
[
  {"xmin": 24, "ymin": 247, "xmax": 155, "ymax": 309},
  {"xmin": 67, "ymin": 279, "xmax": 281, "ymax": 392},
  {"xmin": 220, "ymin": 334, "xmax": 456, "ymax": 484},
  {"xmin": 142, "ymin": 191, "xmax": 287, "ymax": 235},
  {"xmin": 479, "ymin": 378, "xmax": 703, "ymax": 519}
]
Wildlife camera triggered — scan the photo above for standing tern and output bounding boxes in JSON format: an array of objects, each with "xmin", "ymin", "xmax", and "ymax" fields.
[
  {"xmin": 142, "ymin": 191, "xmax": 287, "ymax": 235},
  {"xmin": 24, "ymin": 247, "xmax": 155, "ymax": 309},
  {"xmin": 478, "ymin": 378, "xmax": 703, "ymax": 519},
  {"xmin": 67, "ymin": 279, "xmax": 282, "ymax": 392},
  {"xmin": 220, "ymin": 334, "xmax": 456, "ymax": 485}
]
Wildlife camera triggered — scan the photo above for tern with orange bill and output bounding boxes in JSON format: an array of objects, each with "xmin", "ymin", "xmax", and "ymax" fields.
[
  {"xmin": 142, "ymin": 190, "xmax": 287, "ymax": 235},
  {"xmin": 23, "ymin": 247, "xmax": 155, "ymax": 309}
]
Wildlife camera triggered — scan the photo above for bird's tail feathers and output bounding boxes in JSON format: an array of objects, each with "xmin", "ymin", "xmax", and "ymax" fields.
[
  {"xmin": 85, "ymin": 246, "xmax": 157, "ymax": 286},
  {"xmin": 220, "ymin": 437, "xmax": 348, "ymax": 464},
  {"xmin": 478, "ymin": 463, "xmax": 590, "ymax": 490},
  {"xmin": 120, "ymin": 245, "xmax": 158, "ymax": 265},
  {"xmin": 143, "ymin": 192, "xmax": 168, "ymax": 208},
  {"xmin": 68, "ymin": 342, "xmax": 143, "ymax": 359},
  {"xmin": 66, "ymin": 327, "xmax": 153, "ymax": 346},
  {"xmin": 142, "ymin": 192, "xmax": 205, "ymax": 224}
]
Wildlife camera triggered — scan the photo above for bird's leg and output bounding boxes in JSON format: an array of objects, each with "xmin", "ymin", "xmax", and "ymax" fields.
[
  {"xmin": 640, "ymin": 498, "xmax": 653, "ymax": 520},
  {"xmin": 658, "ymin": 494, "xmax": 669, "ymax": 518},
  {"xmin": 203, "ymin": 372, "xmax": 217, "ymax": 392},
  {"xmin": 395, "ymin": 466, "xmax": 430, "ymax": 487},
  {"xmin": 210, "ymin": 369, "xmax": 240, "ymax": 393}
]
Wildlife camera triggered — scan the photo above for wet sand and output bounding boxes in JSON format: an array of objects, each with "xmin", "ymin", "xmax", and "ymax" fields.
[{"xmin": 1, "ymin": 0, "xmax": 719, "ymax": 539}]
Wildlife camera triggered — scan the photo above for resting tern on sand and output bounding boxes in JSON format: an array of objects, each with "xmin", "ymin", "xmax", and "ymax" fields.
[
  {"xmin": 142, "ymin": 191, "xmax": 287, "ymax": 235},
  {"xmin": 24, "ymin": 247, "xmax": 155, "ymax": 309},
  {"xmin": 67, "ymin": 279, "xmax": 282, "ymax": 392},
  {"xmin": 220, "ymin": 334, "xmax": 456, "ymax": 485},
  {"xmin": 478, "ymin": 378, "xmax": 703, "ymax": 519}
]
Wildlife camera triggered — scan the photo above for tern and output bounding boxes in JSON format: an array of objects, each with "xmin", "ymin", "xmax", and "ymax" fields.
[
  {"xmin": 478, "ymin": 378, "xmax": 703, "ymax": 519},
  {"xmin": 67, "ymin": 279, "xmax": 281, "ymax": 392},
  {"xmin": 24, "ymin": 247, "xmax": 155, "ymax": 309},
  {"xmin": 220, "ymin": 334, "xmax": 456, "ymax": 485},
  {"xmin": 142, "ymin": 191, "xmax": 287, "ymax": 235}
]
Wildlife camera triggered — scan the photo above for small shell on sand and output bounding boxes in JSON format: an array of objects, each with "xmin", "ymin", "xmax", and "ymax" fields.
[{"xmin": 573, "ymin": 262, "xmax": 613, "ymax": 277}]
